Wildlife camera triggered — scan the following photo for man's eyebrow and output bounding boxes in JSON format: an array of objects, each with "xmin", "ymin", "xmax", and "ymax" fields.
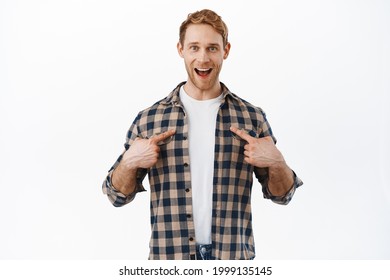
[{"xmin": 187, "ymin": 42, "xmax": 221, "ymax": 47}]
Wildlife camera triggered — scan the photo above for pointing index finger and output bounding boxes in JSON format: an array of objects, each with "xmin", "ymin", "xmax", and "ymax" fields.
[
  {"xmin": 149, "ymin": 129, "xmax": 176, "ymax": 145},
  {"xmin": 230, "ymin": 126, "xmax": 254, "ymax": 143}
]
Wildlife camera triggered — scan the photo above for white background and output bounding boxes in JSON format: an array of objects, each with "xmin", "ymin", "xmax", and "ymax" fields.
[{"xmin": 1, "ymin": 0, "xmax": 389, "ymax": 260}]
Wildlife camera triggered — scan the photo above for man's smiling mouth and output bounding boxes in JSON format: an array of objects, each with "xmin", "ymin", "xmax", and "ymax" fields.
[{"xmin": 195, "ymin": 68, "xmax": 212, "ymax": 77}]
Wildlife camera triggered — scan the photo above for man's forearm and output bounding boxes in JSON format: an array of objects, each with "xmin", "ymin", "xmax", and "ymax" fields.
[
  {"xmin": 268, "ymin": 162, "xmax": 294, "ymax": 197},
  {"xmin": 111, "ymin": 164, "xmax": 138, "ymax": 196}
]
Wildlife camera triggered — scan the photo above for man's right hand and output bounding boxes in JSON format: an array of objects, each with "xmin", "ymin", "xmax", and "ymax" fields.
[
  {"xmin": 122, "ymin": 129, "xmax": 176, "ymax": 170},
  {"xmin": 111, "ymin": 129, "xmax": 176, "ymax": 195}
]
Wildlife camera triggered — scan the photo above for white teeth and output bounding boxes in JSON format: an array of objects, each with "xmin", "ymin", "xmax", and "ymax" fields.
[{"xmin": 197, "ymin": 68, "xmax": 211, "ymax": 71}]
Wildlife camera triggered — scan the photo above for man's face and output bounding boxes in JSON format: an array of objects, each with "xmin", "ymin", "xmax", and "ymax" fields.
[{"xmin": 177, "ymin": 24, "xmax": 230, "ymax": 92}]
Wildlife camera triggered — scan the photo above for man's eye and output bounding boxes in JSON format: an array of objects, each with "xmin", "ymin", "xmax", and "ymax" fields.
[
  {"xmin": 209, "ymin": 47, "xmax": 217, "ymax": 52},
  {"xmin": 190, "ymin": 46, "xmax": 198, "ymax": 51}
]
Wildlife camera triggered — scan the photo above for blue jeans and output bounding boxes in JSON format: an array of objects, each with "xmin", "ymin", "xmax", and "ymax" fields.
[{"xmin": 195, "ymin": 244, "xmax": 212, "ymax": 260}]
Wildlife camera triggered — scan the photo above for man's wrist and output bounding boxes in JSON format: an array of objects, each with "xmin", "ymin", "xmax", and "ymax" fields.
[
  {"xmin": 268, "ymin": 162, "xmax": 294, "ymax": 196},
  {"xmin": 112, "ymin": 165, "xmax": 138, "ymax": 196}
]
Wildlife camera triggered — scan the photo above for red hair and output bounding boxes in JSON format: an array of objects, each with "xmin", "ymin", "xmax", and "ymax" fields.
[{"xmin": 179, "ymin": 9, "xmax": 229, "ymax": 47}]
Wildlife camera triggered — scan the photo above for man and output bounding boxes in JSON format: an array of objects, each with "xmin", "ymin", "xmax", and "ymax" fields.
[{"xmin": 102, "ymin": 9, "xmax": 303, "ymax": 260}]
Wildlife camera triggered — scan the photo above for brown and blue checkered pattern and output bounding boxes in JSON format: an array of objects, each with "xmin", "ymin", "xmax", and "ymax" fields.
[{"xmin": 102, "ymin": 82, "xmax": 303, "ymax": 260}]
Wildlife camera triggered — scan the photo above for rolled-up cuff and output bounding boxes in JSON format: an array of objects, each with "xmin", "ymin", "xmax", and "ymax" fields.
[
  {"xmin": 264, "ymin": 170, "xmax": 303, "ymax": 205},
  {"xmin": 102, "ymin": 169, "xmax": 146, "ymax": 207}
]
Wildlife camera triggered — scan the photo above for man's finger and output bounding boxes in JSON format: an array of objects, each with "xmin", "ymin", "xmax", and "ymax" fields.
[
  {"xmin": 149, "ymin": 129, "xmax": 176, "ymax": 145},
  {"xmin": 230, "ymin": 126, "xmax": 254, "ymax": 143}
]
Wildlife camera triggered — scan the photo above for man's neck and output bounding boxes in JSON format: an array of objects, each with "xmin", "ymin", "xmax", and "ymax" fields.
[{"xmin": 183, "ymin": 80, "xmax": 222, "ymax": 100}]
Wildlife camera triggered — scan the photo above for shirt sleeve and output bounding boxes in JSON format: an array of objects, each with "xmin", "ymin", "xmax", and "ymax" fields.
[
  {"xmin": 102, "ymin": 113, "xmax": 148, "ymax": 207},
  {"xmin": 254, "ymin": 109, "xmax": 303, "ymax": 205},
  {"xmin": 254, "ymin": 167, "xmax": 303, "ymax": 205}
]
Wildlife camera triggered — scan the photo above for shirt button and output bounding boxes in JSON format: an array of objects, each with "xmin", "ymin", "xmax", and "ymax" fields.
[
  {"xmin": 183, "ymin": 136, "xmax": 187, "ymax": 140},
  {"xmin": 185, "ymin": 188, "xmax": 190, "ymax": 193},
  {"xmin": 184, "ymin": 163, "xmax": 189, "ymax": 167},
  {"xmin": 186, "ymin": 214, "xmax": 192, "ymax": 218},
  {"xmin": 189, "ymin": 237, "xmax": 194, "ymax": 242}
]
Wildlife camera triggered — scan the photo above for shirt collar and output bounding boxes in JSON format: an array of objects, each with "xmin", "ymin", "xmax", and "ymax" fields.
[{"xmin": 159, "ymin": 82, "xmax": 239, "ymax": 106}]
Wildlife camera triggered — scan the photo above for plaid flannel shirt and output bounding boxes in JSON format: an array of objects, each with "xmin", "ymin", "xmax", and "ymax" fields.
[{"xmin": 102, "ymin": 82, "xmax": 303, "ymax": 260}]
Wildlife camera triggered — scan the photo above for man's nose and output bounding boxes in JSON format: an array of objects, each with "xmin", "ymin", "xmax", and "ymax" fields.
[{"xmin": 197, "ymin": 50, "xmax": 210, "ymax": 63}]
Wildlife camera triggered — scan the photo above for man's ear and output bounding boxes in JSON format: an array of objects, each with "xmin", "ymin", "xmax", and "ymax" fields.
[
  {"xmin": 223, "ymin": 42, "xmax": 231, "ymax": 59},
  {"xmin": 177, "ymin": 42, "xmax": 184, "ymax": 58}
]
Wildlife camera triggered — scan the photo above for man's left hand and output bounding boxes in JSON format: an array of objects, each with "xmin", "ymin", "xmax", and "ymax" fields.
[
  {"xmin": 230, "ymin": 126, "xmax": 295, "ymax": 196},
  {"xmin": 230, "ymin": 126, "xmax": 286, "ymax": 168}
]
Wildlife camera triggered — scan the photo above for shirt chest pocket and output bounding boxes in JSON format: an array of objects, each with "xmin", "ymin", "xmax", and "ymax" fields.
[
  {"xmin": 217, "ymin": 118, "xmax": 260, "ymax": 169},
  {"xmin": 138, "ymin": 130, "xmax": 175, "ymax": 146},
  {"xmin": 138, "ymin": 107, "xmax": 184, "ymax": 147},
  {"xmin": 230, "ymin": 127, "xmax": 258, "ymax": 166}
]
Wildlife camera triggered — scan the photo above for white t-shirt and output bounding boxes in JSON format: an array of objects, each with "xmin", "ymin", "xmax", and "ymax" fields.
[{"xmin": 180, "ymin": 86, "xmax": 223, "ymax": 245}]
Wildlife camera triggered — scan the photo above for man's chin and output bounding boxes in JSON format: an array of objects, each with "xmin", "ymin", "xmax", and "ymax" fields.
[{"xmin": 190, "ymin": 76, "xmax": 218, "ymax": 89}]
